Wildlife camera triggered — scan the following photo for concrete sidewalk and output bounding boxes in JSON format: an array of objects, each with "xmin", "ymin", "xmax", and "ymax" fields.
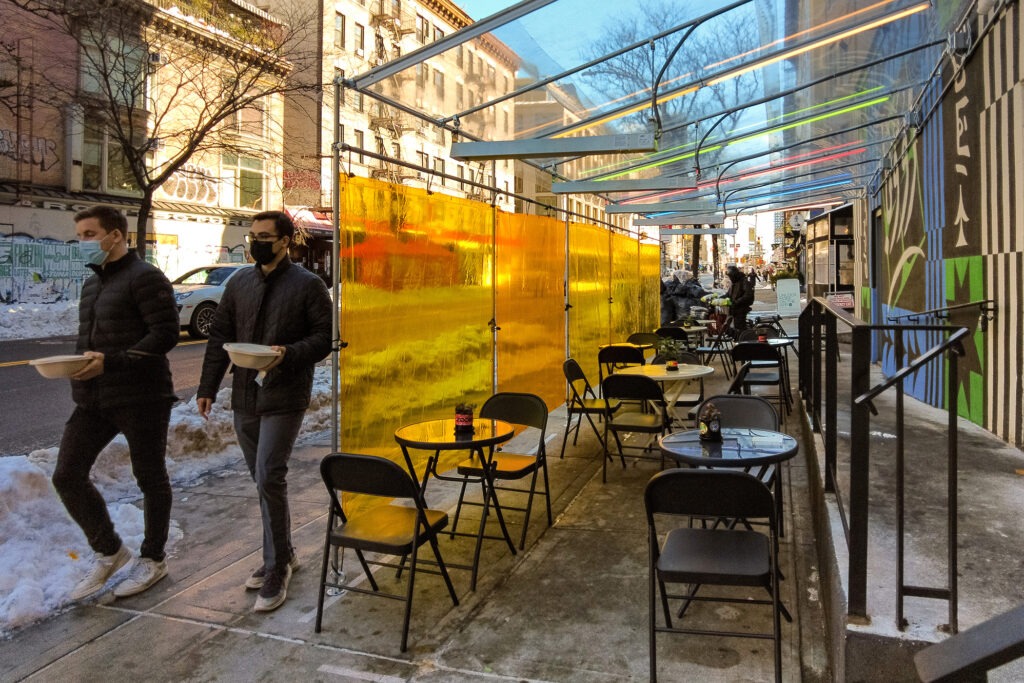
[{"xmin": 0, "ymin": 316, "xmax": 832, "ymax": 682}]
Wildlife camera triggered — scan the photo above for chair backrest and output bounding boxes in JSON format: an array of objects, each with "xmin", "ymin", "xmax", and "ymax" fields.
[
  {"xmin": 563, "ymin": 357, "xmax": 594, "ymax": 398},
  {"xmin": 598, "ymin": 345, "xmax": 645, "ymax": 384},
  {"xmin": 707, "ymin": 315, "xmax": 734, "ymax": 336},
  {"xmin": 650, "ymin": 350, "xmax": 702, "ymax": 366},
  {"xmin": 627, "ymin": 332, "xmax": 661, "ymax": 346},
  {"xmin": 602, "ymin": 373, "xmax": 666, "ymax": 404},
  {"xmin": 737, "ymin": 328, "xmax": 760, "ymax": 342},
  {"xmin": 727, "ymin": 362, "xmax": 752, "ymax": 394},
  {"xmin": 480, "ymin": 392, "xmax": 548, "ymax": 432},
  {"xmin": 655, "ymin": 326, "xmax": 688, "ymax": 341},
  {"xmin": 696, "ymin": 394, "xmax": 779, "ymax": 430},
  {"xmin": 321, "ymin": 452, "xmax": 419, "ymax": 501},
  {"xmin": 598, "ymin": 344, "xmax": 646, "ymax": 367},
  {"xmin": 731, "ymin": 341, "xmax": 782, "ymax": 363},
  {"xmin": 645, "ymin": 468, "xmax": 775, "ymax": 521}
]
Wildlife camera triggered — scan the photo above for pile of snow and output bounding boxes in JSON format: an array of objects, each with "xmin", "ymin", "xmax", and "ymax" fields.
[
  {"xmin": 0, "ymin": 301, "xmax": 79, "ymax": 340},
  {"xmin": 0, "ymin": 365, "xmax": 334, "ymax": 637}
]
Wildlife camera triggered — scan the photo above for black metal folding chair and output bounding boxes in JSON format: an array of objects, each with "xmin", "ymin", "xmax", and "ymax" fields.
[
  {"xmin": 452, "ymin": 392, "xmax": 552, "ymax": 550},
  {"xmin": 561, "ymin": 358, "xmax": 621, "ymax": 458},
  {"xmin": 315, "ymin": 452, "xmax": 458, "ymax": 652},
  {"xmin": 645, "ymin": 468, "xmax": 783, "ymax": 682}
]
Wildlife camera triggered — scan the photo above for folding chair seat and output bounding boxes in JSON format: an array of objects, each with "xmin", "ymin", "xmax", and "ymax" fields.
[
  {"xmin": 452, "ymin": 392, "xmax": 552, "ymax": 550},
  {"xmin": 645, "ymin": 469, "xmax": 783, "ymax": 682},
  {"xmin": 731, "ymin": 342, "xmax": 790, "ymax": 418},
  {"xmin": 315, "ymin": 452, "xmax": 459, "ymax": 652},
  {"xmin": 598, "ymin": 344, "xmax": 645, "ymax": 386},
  {"xmin": 561, "ymin": 358, "xmax": 621, "ymax": 458},
  {"xmin": 601, "ymin": 374, "xmax": 673, "ymax": 483}
]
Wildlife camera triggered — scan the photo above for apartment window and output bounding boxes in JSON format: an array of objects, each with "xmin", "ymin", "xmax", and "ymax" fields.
[
  {"xmin": 503, "ymin": 110, "xmax": 509, "ymax": 135},
  {"xmin": 433, "ymin": 70, "xmax": 444, "ymax": 100},
  {"xmin": 82, "ymin": 125, "xmax": 138, "ymax": 194},
  {"xmin": 433, "ymin": 157, "xmax": 445, "ymax": 185},
  {"xmin": 415, "ymin": 62, "xmax": 427, "ymax": 88},
  {"xmin": 354, "ymin": 91, "xmax": 364, "ymax": 112},
  {"xmin": 457, "ymin": 164, "xmax": 465, "ymax": 191},
  {"xmin": 456, "ymin": 45, "xmax": 464, "ymax": 68},
  {"xmin": 353, "ymin": 129, "xmax": 365, "ymax": 163},
  {"xmin": 415, "ymin": 14, "xmax": 428, "ymax": 43},
  {"xmin": 354, "ymin": 23, "xmax": 365, "ymax": 56},
  {"xmin": 391, "ymin": 0, "xmax": 401, "ymax": 14},
  {"xmin": 416, "ymin": 150, "xmax": 428, "ymax": 170},
  {"xmin": 456, "ymin": 82, "xmax": 464, "ymax": 111},
  {"xmin": 334, "ymin": 13, "xmax": 345, "ymax": 49},
  {"xmin": 392, "ymin": 142, "xmax": 401, "ymax": 158},
  {"xmin": 434, "ymin": 26, "xmax": 445, "ymax": 42},
  {"xmin": 232, "ymin": 99, "xmax": 265, "ymax": 137},
  {"xmin": 338, "ymin": 123, "xmax": 345, "ymax": 145},
  {"xmin": 487, "ymin": 65, "xmax": 495, "ymax": 83},
  {"xmin": 222, "ymin": 153, "xmax": 265, "ymax": 209}
]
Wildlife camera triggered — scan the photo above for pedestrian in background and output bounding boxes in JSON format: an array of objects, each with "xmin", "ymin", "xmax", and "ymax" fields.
[
  {"xmin": 726, "ymin": 264, "xmax": 755, "ymax": 331},
  {"xmin": 54, "ymin": 206, "xmax": 180, "ymax": 601},
  {"xmin": 197, "ymin": 210, "xmax": 332, "ymax": 613}
]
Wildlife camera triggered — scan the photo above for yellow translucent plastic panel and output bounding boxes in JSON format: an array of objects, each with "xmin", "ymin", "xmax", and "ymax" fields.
[
  {"xmin": 567, "ymin": 221, "xmax": 610, "ymax": 384},
  {"xmin": 639, "ymin": 242, "xmax": 661, "ymax": 327},
  {"xmin": 495, "ymin": 211, "xmax": 566, "ymax": 411},
  {"xmin": 610, "ymin": 231, "xmax": 642, "ymax": 341},
  {"xmin": 337, "ymin": 175, "xmax": 494, "ymax": 474}
]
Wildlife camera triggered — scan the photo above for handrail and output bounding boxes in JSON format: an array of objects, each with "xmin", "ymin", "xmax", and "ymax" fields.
[
  {"xmin": 854, "ymin": 326, "xmax": 970, "ymax": 409},
  {"xmin": 799, "ymin": 296, "xmax": 969, "ymax": 633},
  {"xmin": 886, "ymin": 299, "xmax": 996, "ymax": 323}
]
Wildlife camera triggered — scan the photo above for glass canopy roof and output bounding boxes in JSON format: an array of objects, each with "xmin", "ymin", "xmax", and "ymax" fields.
[{"xmin": 348, "ymin": 0, "xmax": 971, "ymax": 222}]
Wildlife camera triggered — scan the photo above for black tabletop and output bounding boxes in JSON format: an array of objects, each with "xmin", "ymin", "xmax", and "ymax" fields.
[
  {"xmin": 394, "ymin": 418, "xmax": 514, "ymax": 450},
  {"xmin": 658, "ymin": 427, "xmax": 798, "ymax": 468}
]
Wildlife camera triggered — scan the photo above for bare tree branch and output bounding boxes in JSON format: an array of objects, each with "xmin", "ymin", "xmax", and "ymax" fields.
[{"xmin": 1, "ymin": 0, "xmax": 321, "ymax": 256}]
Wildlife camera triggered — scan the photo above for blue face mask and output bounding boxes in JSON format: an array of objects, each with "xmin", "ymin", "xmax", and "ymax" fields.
[{"xmin": 79, "ymin": 239, "xmax": 109, "ymax": 266}]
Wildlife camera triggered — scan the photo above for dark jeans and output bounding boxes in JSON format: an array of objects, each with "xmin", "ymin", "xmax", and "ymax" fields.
[
  {"xmin": 233, "ymin": 410, "xmax": 305, "ymax": 572},
  {"xmin": 53, "ymin": 402, "xmax": 173, "ymax": 560}
]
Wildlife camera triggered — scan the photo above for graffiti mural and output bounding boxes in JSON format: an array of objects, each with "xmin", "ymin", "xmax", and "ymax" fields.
[
  {"xmin": 158, "ymin": 163, "xmax": 219, "ymax": 204},
  {"xmin": 0, "ymin": 240, "xmax": 88, "ymax": 303},
  {"xmin": 0, "ymin": 129, "xmax": 60, "ymax": 171},
  {"xmin": 878, "ymin": 5, "xmax": 1023, "ymax": 446}
]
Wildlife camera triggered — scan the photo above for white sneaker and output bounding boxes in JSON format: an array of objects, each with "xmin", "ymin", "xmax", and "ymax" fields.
[
  {"xmin": 113, "ymin": 557, "xmax": 168, "ymax": 598},
  {"xmin": 70, "ymin": 546, "xmax": 132, "ymax": 600},
  {"xmin": 253, "ymin": 565, "xmax": 292, "ymax": 612}
]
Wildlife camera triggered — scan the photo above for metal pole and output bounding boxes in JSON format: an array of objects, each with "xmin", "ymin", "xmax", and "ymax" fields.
[
  {"xmin": 331, "ymin": 77, "xmax": 342, "ymax": 454},
  {"xmin": 947, "ymin": 348, "xmax": 959, "ymax": 634},
  {"xmin": 848, "ymin": 324, "xmax": 872, "ymax": 619}
]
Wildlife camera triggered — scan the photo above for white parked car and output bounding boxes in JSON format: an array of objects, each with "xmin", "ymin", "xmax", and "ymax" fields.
[{"xmin": 171, "ymin": 264, "xmax": 250, "ymax": 338}]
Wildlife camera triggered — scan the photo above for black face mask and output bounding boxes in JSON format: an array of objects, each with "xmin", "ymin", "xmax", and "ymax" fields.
[{"xmin": 250, "ymin": 240, "xmax": 278, "ymax": 265}]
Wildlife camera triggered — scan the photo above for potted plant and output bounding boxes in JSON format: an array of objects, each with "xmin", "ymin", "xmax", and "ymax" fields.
[
  {"xmin": 454, "ymin": 402, "xmax": 476, "ymax": 433},
  {"xmin": 653, "ymin": 337, "xmax": 688, "ymax": 365}
]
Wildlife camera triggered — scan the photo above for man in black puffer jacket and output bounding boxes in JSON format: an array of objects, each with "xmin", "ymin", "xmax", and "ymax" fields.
[
  {"xmin": 197, "ymin": 210, "xmax": 332, "ymax": 613},
  {"xmin": 53, "ymin": 206, "xmax": 180, "ymax": 602}
]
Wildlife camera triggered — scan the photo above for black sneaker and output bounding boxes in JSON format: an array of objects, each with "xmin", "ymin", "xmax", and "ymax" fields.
[
  {"xmin": 253, "ymin": 564, "xmax": 292, "ymax": 612},
  {"xmin": 245, "ymin": 554, "xmax": 300, "ymax": 590}
]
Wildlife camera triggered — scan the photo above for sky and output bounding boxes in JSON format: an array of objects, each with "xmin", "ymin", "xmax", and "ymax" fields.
[{"xmin": 0, "ymin": 302, "xmax": 335, "ymax": 636}]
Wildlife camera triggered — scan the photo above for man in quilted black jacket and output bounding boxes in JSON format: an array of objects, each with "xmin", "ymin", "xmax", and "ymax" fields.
[
  {"xmin": 53, "ymin": 206, "xmax": 180, "ymax": 602},
  {"xmin": 197, "ymin": 210, "xmax": 332, "ymax": 613}
]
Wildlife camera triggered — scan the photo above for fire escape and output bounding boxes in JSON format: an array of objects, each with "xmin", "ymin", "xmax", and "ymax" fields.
[{"xmin": 368, "ymin": 0, "xmax": 414, "ymax": 184}]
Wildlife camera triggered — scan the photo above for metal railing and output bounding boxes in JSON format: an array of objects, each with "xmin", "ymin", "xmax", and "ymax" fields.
[{"xmin": 798, "ymin": 297, "xmax": 974, "ymax": 632}]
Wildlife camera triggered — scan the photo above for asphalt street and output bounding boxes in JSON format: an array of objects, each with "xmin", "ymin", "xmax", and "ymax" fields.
[{"xmin": 0, "ymin": 334, "xmax": 209, "ymax": 457}]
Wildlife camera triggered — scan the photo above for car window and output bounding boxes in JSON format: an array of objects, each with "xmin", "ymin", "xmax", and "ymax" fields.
[
  {"xmin": 174, "ymin": 266, "xmax": 238, "ymax": 286},
  {"xmin": 205, "ymin": 267, "xmax": 238, "ymax": 286}
]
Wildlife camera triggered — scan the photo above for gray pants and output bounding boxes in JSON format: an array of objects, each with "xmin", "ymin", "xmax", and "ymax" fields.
[{"xmin": 233, "ymin": 410, "xmax": 305, "ymax": 572}]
